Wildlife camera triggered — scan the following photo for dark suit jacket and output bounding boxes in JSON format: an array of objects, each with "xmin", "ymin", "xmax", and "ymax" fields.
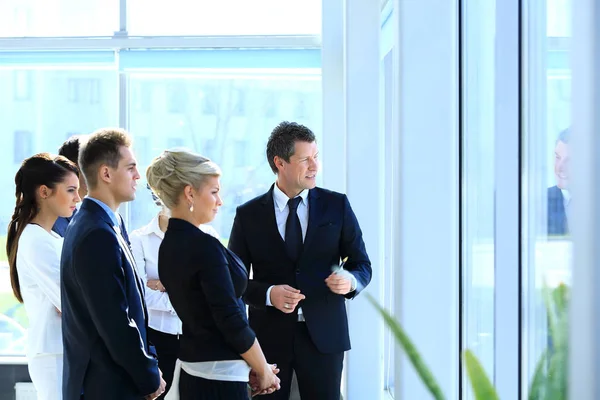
[
  {"xmin": 158, "ymin": 218, "xmax": 256, "ymax": 362},
  {"xmin": 228, "ymin": 186, "xmax": 372, "ymax": 362},
  {"xmin": 53, "ymin": 207, "xmax": 131, "ymax": 243},
  {"xmin": 52, "ymin": 216, "xmax": 70, "ymax": 237},
  {"xmin": 548, "ymin": 185, "xmax": 569, "ymax": 236},
  {"xmin": 60, "ymin": 198, "xmax": 160, "ymax": 400}
]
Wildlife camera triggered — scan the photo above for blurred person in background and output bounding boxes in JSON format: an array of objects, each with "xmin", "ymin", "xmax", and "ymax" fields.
[
  {"xmin": 547, "ymin": 128, "xmax": 570, "ymax": 236},
  {"xmin": 52, "ymin": 135, "xmax": 88, "ymax": 237}
]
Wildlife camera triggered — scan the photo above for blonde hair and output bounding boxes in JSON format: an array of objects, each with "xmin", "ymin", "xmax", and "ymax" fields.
[{"xmin": 146, "ymin": 149, "xmax": 221, "ymax": 209}]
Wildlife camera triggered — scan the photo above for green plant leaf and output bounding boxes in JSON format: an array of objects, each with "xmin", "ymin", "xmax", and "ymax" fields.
[
  {"xmin": 366, "ymin": 294, "xmax": 446, "ymax": 400},
  {"xmin": 463, "ymin": 350, "xmax": 499, "ymax": 400},
  {"xmin": 545, "ymin": 348, "xmax": 568, "ymax": 400},
  {"xmin": 528, "ymin": 350, "xmax": 548, "ymax": 400}
]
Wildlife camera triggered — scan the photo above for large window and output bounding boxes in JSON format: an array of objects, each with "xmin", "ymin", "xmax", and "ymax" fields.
[
  {"xmin": 127, "ymin": 70, "xmax": 322, "ymax": 241},
  {"xmin": 0, "ymin": 67, "xmax": 117, "ymax": 356},
  {"xmin": 127, "ymin": 0, "xmax": 321, "ymax": 36},
  {"xmin": 0, "ymin": 4, "xmax": 321, "ymax": 358},
  {"xmin": 0, "ymin": 0, "xmax": 117, "ymax": 37},
  {"xmin": 522, "ymin": 0, "xmax": 571, "ymax": 395}
]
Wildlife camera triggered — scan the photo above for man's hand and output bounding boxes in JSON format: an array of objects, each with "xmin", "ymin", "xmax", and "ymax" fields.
[
  {"xmin": 325, "ymin": 273, "xmax": 353, "ymax": 295},
  {"xmin": 144, "ymin": 371, "xmax": 166, "ymax": 400},
  {"xmin": 147, "ymin": 279, "xmax": 166, "ymax": 292},
  {"xmin": 269, "ymin": 285, "xmax": 306, "ymax": 313}
]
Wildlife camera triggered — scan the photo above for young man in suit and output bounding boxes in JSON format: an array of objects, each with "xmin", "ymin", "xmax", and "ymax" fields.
[
  {"xmin": 229, "ymin": 121, "xmax": 372, "ymax": 400},
  {"xmin": 60, "ymin": 128, "xmax": 165, "ymax": 400},
  {"xmin": 547, "ymin": 128, "xmax": 570, "ymax": 236},
  {"xmin": 52, "ymin": 135, "xmax": 88, "ymax": 237}
]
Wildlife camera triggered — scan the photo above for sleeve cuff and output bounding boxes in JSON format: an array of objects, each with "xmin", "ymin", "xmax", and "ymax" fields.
[{"xmin": 266, "ymin": 285, "xmax": 275, "ymax": 306}]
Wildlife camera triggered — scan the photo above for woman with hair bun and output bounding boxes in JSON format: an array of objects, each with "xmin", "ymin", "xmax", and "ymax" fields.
[
  {"xmin": 6, "ymin": 153, "xmax": 81, "ymax": 400},
  {"xmin": 147, "ymin": 149, "xmax": 280, "ymax": 400}
]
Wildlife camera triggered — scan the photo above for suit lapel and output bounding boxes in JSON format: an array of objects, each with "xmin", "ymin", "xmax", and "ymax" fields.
[
  {"xmin": 302, "ymin": 188, "xmax": 325, "ymax": 254},
  {"xmin": 261, "ymin": 186, "xmax": 288, "ymax": 251},
  {"xmin": 81, "ymin": 199, "xmax": 148, "ymax": 318}
]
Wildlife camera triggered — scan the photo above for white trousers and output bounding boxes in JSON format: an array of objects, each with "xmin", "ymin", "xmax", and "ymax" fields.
[{"xmin": 28, "ymin": 353, "xmax": 63, "ymax": 400}]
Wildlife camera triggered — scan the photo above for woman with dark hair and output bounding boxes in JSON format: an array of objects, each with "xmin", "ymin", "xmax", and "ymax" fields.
[{"xmin": 6, "ymin": 153, "xmax": 81, "ymax": 400}]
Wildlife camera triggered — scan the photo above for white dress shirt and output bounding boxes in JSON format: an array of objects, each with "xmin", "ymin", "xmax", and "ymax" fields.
[
  {"xmin": 130, "ymin": 215, "xmax": 181, "ymax": 335},
  {"xmin": 16, "ymin": 224, "xmax": 63, "ymax": 357},
  {"xmin": 266, "ymin": 184, "xmax": 309, "ymax": 320},
  {"xmin": 130, "ymin": 216, "xmax": 220, "ymax": 335},
  {"xmin": 265, "ymin": 184, "xmax": 358, "ymax": 318}
]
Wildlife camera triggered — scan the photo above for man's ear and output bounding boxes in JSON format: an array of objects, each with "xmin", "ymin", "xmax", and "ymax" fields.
[
  {"xmin": 273, "ymin": 156, "xmax": 285, "ymax": 172},
  {"xmin": 98, "ymin": 165, "xmax": 111, "ymax": 184}
]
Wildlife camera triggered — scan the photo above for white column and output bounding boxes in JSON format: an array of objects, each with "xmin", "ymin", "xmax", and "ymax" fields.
[
  {"xmin": 321, "ymin": 0, "xmax": 346, "ymax": 193},
  {"xmin": 392, "ymin": 0, "xmax": 459, "ymax": 398},
  {"xmin": 343, "ymin": 0, "xmax": 384, "ymax": 399},
  {"xmin": 493, "ymin": 0, "xmax": 521, "ymax": 398},
  {"xmin": 569, "ymin": 0, "xmax": 600, "ymax": 398}
]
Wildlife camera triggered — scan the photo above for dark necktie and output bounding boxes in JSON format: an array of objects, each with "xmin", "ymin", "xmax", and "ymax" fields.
[{"xmin": 285, "ymin": 197, "xmax": 303, "ymax": 262}]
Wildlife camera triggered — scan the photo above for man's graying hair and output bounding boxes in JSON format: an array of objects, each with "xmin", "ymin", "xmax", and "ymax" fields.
[{"xmin": 266, "ymin": 121, "xmax": 316, "ymax": 174}]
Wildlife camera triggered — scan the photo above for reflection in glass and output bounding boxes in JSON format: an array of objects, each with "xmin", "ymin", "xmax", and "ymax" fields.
[{"xmin": 522, "ymin": 0, "xmax": 571, "ymax": 396}]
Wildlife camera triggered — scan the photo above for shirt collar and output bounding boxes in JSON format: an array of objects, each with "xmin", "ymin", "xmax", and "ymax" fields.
[
  {"xmin": 87, "ymin": 197, "xmax": 120, "ymax": 227},
  {"xmin": 561, "ymin": 189, "xmax": 571, "ymax": 206},
  {"xmin": 273, "ymin": 182, "xmax": 309, "ymax": 212},
  {"xmin": 136, "ymin": 214, "xmax": 165, "ymax": 239}
]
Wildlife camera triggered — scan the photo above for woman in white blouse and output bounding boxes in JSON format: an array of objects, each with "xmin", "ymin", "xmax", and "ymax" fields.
[
  {"xmin": 130, "ymin": 186, "xmax": 220, "ymax": 399},
  {"xmin": 6, "ymin": 153, "xmax": 81, "ymax": 400}
]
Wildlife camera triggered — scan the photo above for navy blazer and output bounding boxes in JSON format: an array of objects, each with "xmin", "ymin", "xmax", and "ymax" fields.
[
  {"xmin": 60, "ymin": 198, "xmax": 160, "ymax": 400},
  {"xmin": 52, "ymin": 216, "xmax": 71, "ymax": 237},
  {"xmin": 548, "ymin": 185, "xmax": 569, "ymax": 236},
  {"xmin": 228, "ymin": 186, "xmax": 372, "ymax": 361},
  {"xmin": 158, "ymin": 218, "xmax": 256, "ymax": 362}
]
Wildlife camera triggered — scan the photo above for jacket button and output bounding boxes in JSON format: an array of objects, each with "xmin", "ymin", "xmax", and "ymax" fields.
[{"xmin": 295, "ymin": 269, "xmax": 300, "ymax": 274}]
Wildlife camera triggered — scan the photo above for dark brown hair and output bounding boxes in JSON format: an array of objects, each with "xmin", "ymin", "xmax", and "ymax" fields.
[
  {"xmin": 7, "ymin": 153, "xmax": 79, "ymax": 303},
  {"xmin": 266, "ymin": 121, "xmax": 316, "ymax": 174},
  {"xmin": 58, "ymin": 134, "xmax": 84, "ymax": 165},
  {"xmin": 78, "ymin": 128, "xmax": 132, "ymax": 189}
]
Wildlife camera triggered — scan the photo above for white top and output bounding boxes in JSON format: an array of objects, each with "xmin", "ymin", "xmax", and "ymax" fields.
[
  {"xmin": 16, "ymin": 224, "xmax": 63, "ymax": 357},
  {"xmin": 130, "ymin": 215, "xmax": 220, "ymax": 335}
]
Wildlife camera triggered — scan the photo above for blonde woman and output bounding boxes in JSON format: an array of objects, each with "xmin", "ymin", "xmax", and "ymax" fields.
[
  {"xmin": 130, "ymin": 186, "xmax": 220, "ymax": 399},
  {"xmin": 147, "ymin": 149, "xmax": 280, "ymax": 399}
]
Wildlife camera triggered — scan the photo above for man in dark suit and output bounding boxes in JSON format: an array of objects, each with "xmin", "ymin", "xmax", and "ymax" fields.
[
  {"xmin": 229, "ymin": 121, "xmax": 372, "ymax": 400},
  {"xmin": 547, "ymin": 128, "xmax": 570, "ymax": 236},
  {"xmin": 61, "ymin": 128, "xmax": 165, "ymax": 400},
  {"xmin": 53, "ymin": 135, "xmax": 88, "ymax": 236}
]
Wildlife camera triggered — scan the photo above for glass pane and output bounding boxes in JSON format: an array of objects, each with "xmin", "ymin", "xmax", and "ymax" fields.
[
  {"xmin": 522, "ymin": 0, "xmax": 571, "ymax": 396},
  {"xmin": 127, "ymin": 69, "xmax": 322, "ymax": 242},
  {"xmin": 0, "ymin": 68, "xmax": 117, "ymax": 356},
  {"xmin": 128, "ymin": 0, "xmax": 321, "ymax": 36},
  {"xmin": 461, "ymin": 0, "xmax": 496, "ymax": 397},
  {"xmin": 0, "ymin": 0, "xmax": 118, "ymax": 37}
]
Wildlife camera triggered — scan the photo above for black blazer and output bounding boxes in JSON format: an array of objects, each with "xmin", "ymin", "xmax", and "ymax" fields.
[
  {"xmin": 60, "ymin": 198, "xmax": 160, "ymax": 400},
  {"xmin": 158, "ymin": 218, "xmax": 256, "ymax": 362},
  {"xmin": 548, "ymin": 185, "xmax": 569, "ymax": 236},
  {"xmin": 228, "ymin": 186, "xmax": 372, "ymax": 361}
]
